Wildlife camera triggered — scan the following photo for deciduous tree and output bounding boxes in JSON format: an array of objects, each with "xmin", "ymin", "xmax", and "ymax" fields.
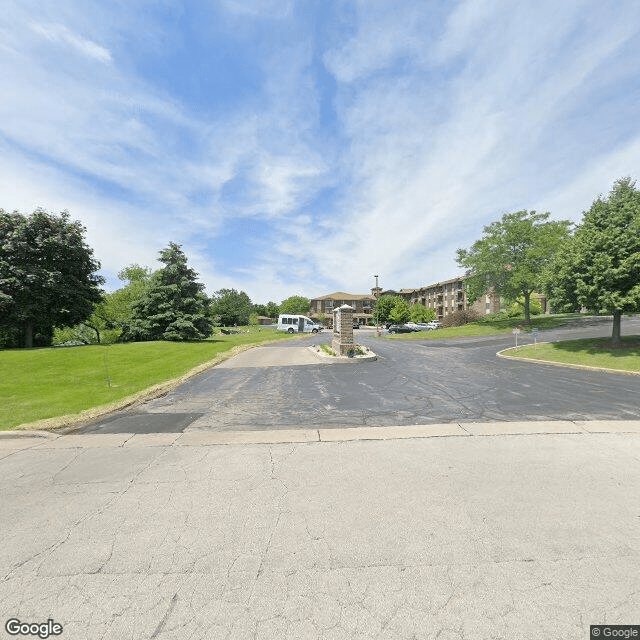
[
  {"xmin": 373, "ymin": 295, "xmax": 398, "ymax": 324},
  {"xmin": 279, "ymin": 295, "xmax": 309, "ymax": 315},
  {"xmin": 409, "ymin": 303, "xmax": 436, "ymax": 323},
  {"xmin": 210, "ymin": 289, "xmax": 252, "ymax": 326},
  {"xmin": 72, "ymin": 264, "xmax": 155, "ymax": 344},
  {"xmin": 0, "ymin": 209, "xmax": 104, "ymax": 348},
  {"xmin": 389, "ymin": 298, "xmax": 411, "ymax": 324},
  {"xmin": 456, "ymin": 210, "xmax": 570, "ymax": 324},
  {"xmin": 265, "ymin": 301, "xmax": 280, "ymax": 319}
]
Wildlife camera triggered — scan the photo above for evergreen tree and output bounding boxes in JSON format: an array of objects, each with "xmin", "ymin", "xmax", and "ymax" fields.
[
  {"xmin": 546, "ymin": 177, "xmax": 640, "ymax": 343},
  {"xmin": 123, "ymin": 243, "xmax": 212, "ymax": 341}
]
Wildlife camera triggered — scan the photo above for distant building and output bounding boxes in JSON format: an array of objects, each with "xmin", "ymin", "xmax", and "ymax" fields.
[
  {"xmin": 310, "ymin": 277, "xmax": 502, "ymax": 327},
  {"xmin": 309, "ymin": 292, "xmax": 377, "ymax": 327},
  {"xmin": 397, "ymin": 277, "xmax": 501, "ymax": 320}
]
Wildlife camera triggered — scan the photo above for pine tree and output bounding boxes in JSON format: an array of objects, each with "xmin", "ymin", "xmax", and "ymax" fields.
[
  {"xmin": 123, "ymin": 243, "xmax": 212, "ymax": 341},
  {"xmin": 546, "ymin": 177, "xmax": 640, "ymax": 343}
]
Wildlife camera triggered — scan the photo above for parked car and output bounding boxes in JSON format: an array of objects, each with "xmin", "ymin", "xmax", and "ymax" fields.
[
  {"xmin": 426, "ymin": 320, "xmax": 442, "ymax": 329},
  {"xmin": 387, "ymin": 324, "xmax": 415, "ymax": 334},
  {"xmin": 405, "ymin": 322, "xmax": 430, "ymax": 332}
]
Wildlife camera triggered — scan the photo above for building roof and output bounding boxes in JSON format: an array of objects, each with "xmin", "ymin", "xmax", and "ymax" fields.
[
  {"xmin": 402, "ymin": 276, "xmax": 467, "ymax": 291},
  {"xmin": 311, "ymin": 291, "xmax": 376, "ymax": 301}
]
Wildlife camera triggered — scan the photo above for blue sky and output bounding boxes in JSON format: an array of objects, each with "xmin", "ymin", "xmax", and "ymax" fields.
[{"xmin": 2, "ymin": 0, "xmax": 640, "ymax": 304}]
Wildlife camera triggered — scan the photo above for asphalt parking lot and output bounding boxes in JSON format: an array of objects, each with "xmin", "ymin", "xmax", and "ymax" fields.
[{"xmin": 79, "ymin": 316, "xmax": 640, "ymax": 434}]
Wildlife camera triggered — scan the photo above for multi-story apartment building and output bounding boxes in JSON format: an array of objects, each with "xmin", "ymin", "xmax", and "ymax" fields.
[
  {"xmin": 309, "ymin": 292, "xmax": 377, "ymax": 327},
  {"xmin": 309, "ymin": 277, "xmax": 502, "ymax": 327},
  {"xmin": 398, "ymin": 277, "xmax": 501, "ymax": 320}
]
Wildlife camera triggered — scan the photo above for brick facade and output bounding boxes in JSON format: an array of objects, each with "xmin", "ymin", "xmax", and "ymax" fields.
[
  {"xmin": 309, "ymin": 292, "xmax": 376, "ymax": 327},
  {"xmin": 398, "ymin": 277, "xmax": 501, "ymax": 320},
  {"xmin": 310, "ymin": 278, "xmax": 502, "ymax": 326}
]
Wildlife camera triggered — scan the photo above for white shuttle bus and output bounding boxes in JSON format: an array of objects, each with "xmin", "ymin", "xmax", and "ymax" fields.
[{"xmin": 277, "ymin": 314, "xmax": 322, "ymax": 334}]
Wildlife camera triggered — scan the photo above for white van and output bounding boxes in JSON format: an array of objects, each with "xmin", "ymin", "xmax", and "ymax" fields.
[{"xmin": 277, "ymin": 314, "xmax": 322, "ymax": 334}]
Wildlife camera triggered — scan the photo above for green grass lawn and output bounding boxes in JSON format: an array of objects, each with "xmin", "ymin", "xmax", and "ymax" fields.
[
  {"xmin": 385, "ymin": 313, "xmax": 576, "ymax": 340},
  {"xmin": 0, "ymin": 328, "xmax": 295, "ymax": 430},
  {"xmin": 503, "ymin": 336, "xmax": 640, "ymax": 372}
]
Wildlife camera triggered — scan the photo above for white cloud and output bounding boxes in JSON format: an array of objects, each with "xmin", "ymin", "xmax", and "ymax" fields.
[
  {"xmin": 30, "ymin": 22, "xmax": 112, "ymax": 63},
  {"xmin": 533, "ymin": 137, "xmax": 640, "ymax": 222},
  {"xmin": 220, "ymin": 0, "xmax": 294, "ymax": 19},
  {"xmin": 3, "ymin": 0, "xmax": 640, "ymax": 303},
  {"xmin": 323, "ymin": 1, "xmax": 429, "ymax": 83},
  {"xmin": 309, "ymin": 0, "xmax": 640, "ymax": 294},
  {"xmin": 0, "ymin": 1, "xmax": 331, "ymax": 300}
]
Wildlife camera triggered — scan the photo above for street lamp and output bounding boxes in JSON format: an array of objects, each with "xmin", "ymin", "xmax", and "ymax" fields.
[{"xmin": 374, "ymin": 275, "xmax": 380, "ymax": 335}]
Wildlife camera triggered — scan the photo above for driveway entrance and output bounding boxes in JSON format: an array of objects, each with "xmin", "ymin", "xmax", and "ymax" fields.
[{"xmin": 78, "ymin": 318, "xmax": 640, "ymax": 434}]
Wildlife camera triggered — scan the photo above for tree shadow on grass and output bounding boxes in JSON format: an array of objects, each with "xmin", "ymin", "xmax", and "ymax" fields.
[{"xmin": 550, "ymin": 336, "xmax": 640, "ymax": 358}]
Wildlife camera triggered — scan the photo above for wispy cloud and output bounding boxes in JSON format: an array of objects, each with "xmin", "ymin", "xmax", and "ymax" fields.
[
  {"xmin": 2, "ymin": 0, "xmax": 640, "ymax": 302},
  {"xmin": 30, "ymin": 22, "xmax": 112, "ymax": 63},
  {"xmin": 305, "ymin": 0, "xmax": 640, "ymax": 292},
  {"xmin": 220, "ymin": 0, "xmax": 295, "ymax": 20}
]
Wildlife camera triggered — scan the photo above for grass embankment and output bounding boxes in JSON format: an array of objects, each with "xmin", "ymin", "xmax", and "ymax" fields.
[
  {"xmin": 1, "ymin": 328, "xmax": 295, "ymax": 430},
  {"xmin": 385, "ymin": 313, "xmax": 577, "ymax": 340},
  {"xmin": 503, "ymin": 336, "xmax": 640, "ymax": 373}
]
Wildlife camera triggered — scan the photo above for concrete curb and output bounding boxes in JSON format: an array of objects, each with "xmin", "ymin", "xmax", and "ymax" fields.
[
  {"xmin": 0, "ymin": 430, "xmax": 60, "ymax": 439},
  {"xmin": 497, "ymin": 344, "xmax": 640, "ymax": 376},
  {"xmin": 5, "ymin": 421, "xmax": 639, "ymax": 449},
  {"xmin": 307, "ymin": 345, "xmax": 377, "ymax": 363}
]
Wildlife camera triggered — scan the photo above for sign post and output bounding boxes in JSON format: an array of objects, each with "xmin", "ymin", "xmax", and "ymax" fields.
[
  {"xmin": 532, "ymin": 328, "xmax": 540, "ymax": 349},
  {"xmin": 512, "ymin": 327, "xmax": 521, "ymax": 347}
]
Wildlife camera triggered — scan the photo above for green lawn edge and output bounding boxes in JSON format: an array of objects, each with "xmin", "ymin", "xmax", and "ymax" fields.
[
  {"xmin": 498, "ymin": 336, "xmax": 640, "ymax": 374},
  {"xmin": 382, "ymin": 314, "xmax": 576, "ymax": 340},
  {"xmin": 2, "ymin": 329, "xmax": 301, "ymax": 432}
]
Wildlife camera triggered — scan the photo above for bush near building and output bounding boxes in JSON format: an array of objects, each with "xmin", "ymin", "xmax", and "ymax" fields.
[{"xmin": 441, "ymin": 308, "xmax": 481, "ymax": 328}]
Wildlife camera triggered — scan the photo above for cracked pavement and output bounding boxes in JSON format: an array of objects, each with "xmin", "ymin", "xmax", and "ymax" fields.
[{"xmin": 1, "ymin": 428, "xmax": 639, "ymax": 639}]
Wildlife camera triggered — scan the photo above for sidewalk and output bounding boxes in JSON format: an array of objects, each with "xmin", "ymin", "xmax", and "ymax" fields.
[{"xmin": 1, "ymin": 421, "xmax": 639, "ymax": 639}]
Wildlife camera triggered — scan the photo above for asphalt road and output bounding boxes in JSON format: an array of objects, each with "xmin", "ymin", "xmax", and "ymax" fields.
[{"xmin": 80, "ymin": 316, "xmax": 640, "ymax": 434}]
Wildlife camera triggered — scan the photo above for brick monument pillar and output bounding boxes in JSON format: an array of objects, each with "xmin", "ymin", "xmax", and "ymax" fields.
[{"xmin": 332, "ymin": 304, "xmax": 355, "ymax": 356}]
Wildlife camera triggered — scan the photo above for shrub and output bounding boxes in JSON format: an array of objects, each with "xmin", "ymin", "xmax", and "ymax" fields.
[
  {"xmin": 441, "ymin": 308, "xmax": 481, "ymax": 328},
  {"xmin": 508, "ymin": 295, "xmax": 543, "ymax": 317}
]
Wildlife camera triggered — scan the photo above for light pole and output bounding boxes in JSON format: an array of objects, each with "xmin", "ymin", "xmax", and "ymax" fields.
[{"xmin": 374, "ymin": 275, "xmax": 380, "ymax": 335}]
